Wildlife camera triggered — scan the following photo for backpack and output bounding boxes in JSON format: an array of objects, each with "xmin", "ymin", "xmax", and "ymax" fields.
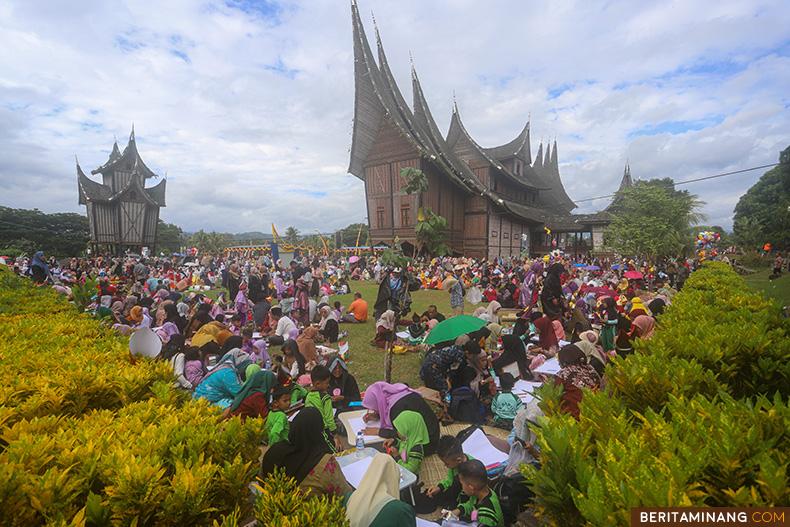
[
  {"xmin": 492, "ymin": 472, "xmax": 534, "ymax": 526},
  {"xmin": 449, "ymin": 388, "xmax": 485, "ymax": 424}
]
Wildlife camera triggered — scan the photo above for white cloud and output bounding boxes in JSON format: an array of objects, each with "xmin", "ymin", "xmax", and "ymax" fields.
[{"xmin": 0, "ymin": 0, "xmax": 787, "ymax": 233}]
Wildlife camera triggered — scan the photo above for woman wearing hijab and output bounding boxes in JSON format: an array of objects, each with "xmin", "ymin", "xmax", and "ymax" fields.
[
  {"xmin": 555, "ymin": 344, "xmax": 601, "ymax": 419},
  {"xmin": 110, "ymin": 301, "xmax": 124, "ymax": 323},
  {"xmin": 630, "ymin": 314, "xmax": 656, "ymax": 340},
  {"xmin": 260, "ymin": 408, "xmax": 351, "ymax": 498},
  {"xmin": 29, "ymin": 251, "xmax": 53, "ymax": 284},
  {"xmin": 291, "ymin": 278, "xmax": 310, "ymax": 326},
  {"xmin": 419, "ymin": 344, "xmax": 467, "ymax": 393},
  {"xmin": 575, "ymin": 330, "xmax": 608, "ymax": 376},
  {"xmin": 628, "ymin": 297, "xmax": 650, "ymax": 320},
  {"xmin": 519, "ymin": 261, "xmax": 542, "ymax": 309},
  {"xmin": 328, "ymin": 356, "xmax": 361, "ymax": 410},
  {"xmin": 493, "ymin": 334, "xmax": 531, "ymax": 378},
  {"xmin": 225, "ymin": 369, "xmax": 276, "ymax": 421},
  {"xmin": 318, "ymin": 305, "xmax": 340, "ymax": 343},
  {"xmin": 96, "ymin": 295, "xmax": 114, "ymax": 319},
  {"xmin": 565, "ymin": 298, "xmax": 592, "ymax": 342},
  {"xmin": 373, "ymin": 310, "xmax": 396, "ymax": 348},
  {"xmin": 540, "ymin": 263, "xmax": 566, "ymax": 319},
  {"xmin": 479, "ymin": 300, "xmax": 501, "ymax": 324},
  {"xmin": 346, "ymin": 453, "xmax": 416, "ymax": 527},
  {"xmin": 362, "ymin": 381, "xmax": 440, "ymax": 455},
  {"xmin": 296, "ymin": 325, "xmax": 320, "ymax": 363},
  {"xmin": 533, "ymin": 315, "xmax": 559, "ymax": 355},
  {"xmin": 193, "ymin": 349, "xmax": 249, "ymax": 408}
]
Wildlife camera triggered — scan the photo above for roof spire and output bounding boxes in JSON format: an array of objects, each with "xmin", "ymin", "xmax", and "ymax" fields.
[{"xmin": 129, "ymin": 123, "xmax": 135, "ymax": 142}]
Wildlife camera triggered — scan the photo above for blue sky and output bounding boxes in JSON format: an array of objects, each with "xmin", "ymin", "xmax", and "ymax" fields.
[{"xmin": 0, "ymin": 0, "xmax": 788, "ymax": 232}]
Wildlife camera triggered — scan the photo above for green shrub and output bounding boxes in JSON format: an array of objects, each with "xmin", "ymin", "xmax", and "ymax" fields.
[
  {"xmin": 0, "ymin": 270, "xmax": 266, "ymax": 526},
  {"xmin": 525, "ymin": 262, "xmax": 790, "ymax": 526},
  {"xmin": 251, "ymin": 467, "xmax": 349, "ymax": 527}
]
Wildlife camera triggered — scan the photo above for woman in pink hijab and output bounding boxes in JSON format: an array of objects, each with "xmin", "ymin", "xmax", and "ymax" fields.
[
  {"xmin": 630, "ymin": 315, "xmax": 656, "ymax": 340},
  {"xmin": 361, "ymin": 381, "xmax": 440, "ymax": 454}
]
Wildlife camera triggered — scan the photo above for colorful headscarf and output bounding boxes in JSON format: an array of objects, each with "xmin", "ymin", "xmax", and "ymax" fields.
[
  {"xmin": 362, "ymin": 381, "xmax": 416, "ymax": 430},
  {"xmin": 229, "ymin": 369, "xmax": 275, "ymax": 412}
]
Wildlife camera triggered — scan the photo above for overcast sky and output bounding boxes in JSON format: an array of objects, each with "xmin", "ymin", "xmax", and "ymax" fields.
[{"xmin": 1, "ymin": 0, "xmax": 787, "ymax": 233}]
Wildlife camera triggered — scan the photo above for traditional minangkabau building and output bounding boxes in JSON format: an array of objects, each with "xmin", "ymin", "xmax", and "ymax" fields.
[
  {"xmin": 76, "ymin": 127, "xmax": 166, "ymax": 254},
  {"xmin": 348, "ymin": 1, "xmax": 617, "ymax": 258}
]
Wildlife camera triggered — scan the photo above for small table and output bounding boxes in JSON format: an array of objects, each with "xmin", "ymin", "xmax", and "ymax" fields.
[{"xmin": 338, "ymin": 409, "xmax": 385, "ymax": 446}]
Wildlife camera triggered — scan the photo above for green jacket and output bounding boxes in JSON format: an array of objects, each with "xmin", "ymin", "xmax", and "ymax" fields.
[
  {"xmin": 304, "ymin": 390, "xmax": 336, "ymax": 432},
  {"xmin": 265, "ymin": 410, "xmax": 289, "ymax": 445},
  {"xmin": 457, "ymin": 489, "xmax": 504, "ymax": 527}
]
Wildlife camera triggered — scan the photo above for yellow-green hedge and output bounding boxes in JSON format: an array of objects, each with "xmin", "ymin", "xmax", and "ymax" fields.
[
  {"xmin": 526, "ymin": 262, "xmax": 790, "ymax": 526},
  {"xmin": 0, "ymin": 269, "xmax": 265, "ymax": 526}
]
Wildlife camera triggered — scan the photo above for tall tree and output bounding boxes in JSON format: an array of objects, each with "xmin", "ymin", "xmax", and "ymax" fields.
[
  {"xmin": 156, "ymin": 220, "xmax": 186, "ymax": 254},
  {"xmin": 0, "ymin": 207, "xmax": 89, "ymax": 257},
  {"xmin": 189, "ymin": 230, "xmax": 230, "ymax": 254},
  {"xmin": 400, "ymin": 167, "xmax": 449, "ymax": 256},
  {"xmin": 604, "ymin": 179, "xmax": 704, "ymax": 260},
  {"xmin": 733, "ymin": 146, "xmax": 790, "ymax": 250},
  {"xmin": 284, "ymin": 226, "xmax": 300, "ymax": 245},
  {"xmin": 336, "ymin": 223, "xmax": 369, "ymax": 247}
]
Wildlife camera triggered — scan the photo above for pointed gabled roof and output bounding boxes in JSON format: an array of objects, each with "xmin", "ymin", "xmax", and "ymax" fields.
[
  {"xmin": 533, "ymin": 142, "xmax": 544, "ymax": 169},
  {"xmin": 144, "ymin": 177, "xmax": 167, "ymax": 207},
  {"xmin": 443, "ymin": 103, "xmax": 540, "ymax": 191},
  {"xmin": 619, "ymin": 162, "xmax": 633, "ymax": 190},
  {"xmin": 409, "ymin": 65, "xmax": 488, "ymax": 192},
  {"xmin": 543, "ymin": 140, "xmax": 576, "ymax": 211},
  {"xmin": 107, "ymin": 174, "xmax": 160, "ymax": 207},
  {"xmin": 606, "ymin": 162, "xmax": 633, "ymax": 211},
  {"xmin": 348, "ymin": 1, "xmax": 436, "ymax": 181},
  {"xmin": 77, "ymin": 161, "xmax": 112, "ymax": 204},
  {"xmin": 483, "ymin": 120, "xmax": 531, "ymax": 163},
  {"xmin": 91, "ymin": 127, "xmax": 159, "ymax": 179}
]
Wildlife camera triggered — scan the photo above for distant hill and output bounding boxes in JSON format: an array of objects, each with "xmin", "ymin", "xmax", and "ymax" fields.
[{"xmin": 232, "ymin": 231, "xmax": 273, "ymax": 241}]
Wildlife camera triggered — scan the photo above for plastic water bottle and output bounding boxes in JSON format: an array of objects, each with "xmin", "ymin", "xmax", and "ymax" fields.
[
  {"xmin": 355, "ymin": 431, "xmax": 365, "ymax": 453},
  {"xmin": 264, "ymin": 358, "xmax": 272, "ymax": 370}
]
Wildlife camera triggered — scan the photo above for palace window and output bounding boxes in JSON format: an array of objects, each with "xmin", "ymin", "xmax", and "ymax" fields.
[
  {"xmin": 400, "ymin": 206, "xmax": 410, "ymax": 227},
  {"xmin": 376, "ymin": 208, "xmax": 385, "ymax": 228}
]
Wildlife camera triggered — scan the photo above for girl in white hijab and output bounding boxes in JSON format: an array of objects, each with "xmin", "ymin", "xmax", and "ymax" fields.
[{"xmin": 346, "ymin": 454, "xmax": 415, "ymax": 527}]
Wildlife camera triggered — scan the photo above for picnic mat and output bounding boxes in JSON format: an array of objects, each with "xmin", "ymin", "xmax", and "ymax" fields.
[{"xmin": 418, "ymin": 423, "xmax": 510, "ymax": 488}]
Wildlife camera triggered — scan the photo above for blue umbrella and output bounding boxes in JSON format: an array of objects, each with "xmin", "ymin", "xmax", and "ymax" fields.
[{"xmin": 584, "ymin": 265, "xmax": 600, "ymax": 271}]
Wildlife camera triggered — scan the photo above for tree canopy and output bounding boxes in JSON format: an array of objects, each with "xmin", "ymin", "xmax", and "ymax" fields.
[
  {"xmin": 335, "ymin": 223, "xmax": 369, "ymax": 247},
  {"xmin": 284, "ymin": 226, "xmax": 300, "ymax": 245},
  {"xmin": 732, "ymin": 146, "xmax": 790, "ymax": 250},
  {"xmin": 604, "ymin": 179, "xmax": 703, "ymax": 260},
  {"xmin": 156, "ymin": 220, "xmax": 186, "ymax": 254},
  {"xmin": 400, "ymin": 167, "xmax": 449, "ymax": 256},
  {"xmin": 0, "ymin": 207, "xmax": 89, "ymax": 257},
  {"xmin": 188, "ymin": 230, "xmax": 231, "ymax": 254}
]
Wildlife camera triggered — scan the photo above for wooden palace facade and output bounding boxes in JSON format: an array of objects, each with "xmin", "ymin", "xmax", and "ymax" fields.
[
  {"xmin": 76, "ymin": 128, "xmax": 166, "ymax": 254},
  {"xmin": 348, "ymin": 1, "xmax": 615, "ymax": 258}
]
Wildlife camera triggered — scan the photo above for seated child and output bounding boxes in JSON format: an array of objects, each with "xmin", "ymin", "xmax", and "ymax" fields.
[
  {"xmin": 423, "ymin": 436, "xmax": 474, "ymax": 509},
  {"xmin": 265, "ymin": 385, "xmax": 292, "ymax": 445},
  {"xmin": 452, "ymin": 459, "xmax": 505, "ymax": 527},
  {"xmin": 385, "ymin": 410, "xmax": 429, "ymax": 475},
  {"xmin": 304, "ymin": 365, "xmax": 342, "ymax": 450},
  {"xmin": 407, "ymin": 313, "xmax": 427, "ymax": 339},
  {"xmin": 490, "ymin": 373, "xmax": 523, "ymax": 429},
  {"xmin": 183, "ymin": 346, "xmax": 205, "ymax": 388},
  {"xmin": 333, "ymin": 301, "xmax": 344, "ymax": 320}
]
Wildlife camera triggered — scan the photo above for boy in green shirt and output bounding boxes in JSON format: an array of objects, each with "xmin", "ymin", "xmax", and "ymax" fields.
[
  {"xmin": 422, "ymin": 435, "xmax": 474, "ymax": 509},
  {"xmin": 265, "ymin": 385, "xmax": 292, "ymax": 445},
  {"xmin": 304, "ymin": 365, "xmax": 342, "ymax": 450},
  {"xmin": 491, "ymin": 373, "xmax": 523, "ymax": 429},
  {"xmin": 451, "ymin": 459, "xmax": 504, "ymax": 527}
]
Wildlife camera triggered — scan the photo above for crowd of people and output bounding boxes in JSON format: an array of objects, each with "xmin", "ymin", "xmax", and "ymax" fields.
[{"xmin": 11, "ymin": 248, "xmax": 702, "ymax": 526}]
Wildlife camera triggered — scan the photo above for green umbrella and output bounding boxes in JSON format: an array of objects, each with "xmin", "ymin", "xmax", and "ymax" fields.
[{"xmin": 425, "ymin": 315, "xmax": 487, "ymax": 345}]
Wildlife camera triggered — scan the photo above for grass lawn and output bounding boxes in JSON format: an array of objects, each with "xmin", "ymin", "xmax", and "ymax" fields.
[
  {"xmin": 743, "ymin": 268, "xmax": 790, "ymax": 307},
  {"xmin": 329, "ymin": 281, "xmax": 452, "ymax": 390}
]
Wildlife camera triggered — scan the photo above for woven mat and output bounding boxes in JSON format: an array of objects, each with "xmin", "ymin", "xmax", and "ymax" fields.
[{"xmin": 418, "ymin": 424, "xmax": 510, "ymax": 487}]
